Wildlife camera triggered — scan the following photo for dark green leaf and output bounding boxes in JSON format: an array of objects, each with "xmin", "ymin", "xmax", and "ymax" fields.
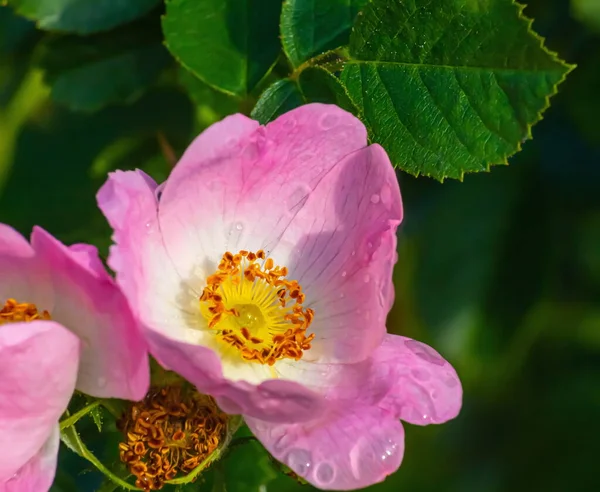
[
  {"xmin": 297, "ymin": 66, "xmax": 358, "ymax": 114},
  {"xmin": 250, "ymin": 79, "xmax": 304, "ymax": 124},
  {"xmin": 7, "ymin": 0, "xmax": 160, "ymax": 34},
  {"xmin": 36, "ymin": 17, "xmax": 171, "ymax": 111},
  {"xmin": 163, "ymin": 0, "xmax": 282, "ymax": 96},
  {"xmin": 251, "ymin": 67, "xmax": 358, "ymax": 124},
  {"xmin": 223, "ymin": 440, "xmax": 277, "ymax": 492},
  {"xmin": 341, "ymin": 0, "xmax": 573, "ymax": 180},
  {"xmin": 281, "ymin": 0, "xmax": 367, "ymax": 67}
]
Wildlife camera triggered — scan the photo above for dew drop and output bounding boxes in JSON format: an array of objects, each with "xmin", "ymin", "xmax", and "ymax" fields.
[
  {"xmin": 341, "ymin": 271, "xmax": 347, "ymax": 277},
  {"xmin": 363, "ymin": 274, "xmax": 371, "ymax": 283},
  {"xmin": 287, "ymin": 448, "xmax": 312, "ymax": 476},
  {"xmin": 380, "ymin": 183, "xmax": 392, "ymax": 204},
  {"xmin": 411, "ymin": 368, "xmax": 430, "ymax": 381},
  {"xmin": 350, "ymin": 435, "xmax": 401, "ymax": 480},
  {"xmin": 445, "ymin": 376, "xmax": 459, "ymax": 388},
  {"xmin": 315, "ymin": 462, "xmax": 335, "ymax": 485},
  {"xmin": 370, "ymin": 194, "xmax": 380, "ymax": 204},
  {"xmin": 283, "ymin": 117, "xmax": 296, "ymax": 130},
  {"xmin": 405, "ymin": 339, "xmax": 445, "ymax": 366},
  {"xmin": 235, "ymin": 222, "xmax": 244, "ymax": 231},
  {"xmin": 320, "ymin": 113, "xmax": 338, "ymax": 129}
]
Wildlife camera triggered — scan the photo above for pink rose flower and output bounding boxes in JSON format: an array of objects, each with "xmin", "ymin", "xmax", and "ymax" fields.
[
  {"xmin": 0, "ymin": 225, "xmax": 149, "ymax": 491},
  {"xmin": 98, "ymin": 104, "xmax": 462, "ymax": 489}
]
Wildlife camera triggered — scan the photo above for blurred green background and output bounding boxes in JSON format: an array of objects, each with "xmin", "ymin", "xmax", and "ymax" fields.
[{"xmin": 1, "ymin": 0, "xmax": 598, "ymax": 491}]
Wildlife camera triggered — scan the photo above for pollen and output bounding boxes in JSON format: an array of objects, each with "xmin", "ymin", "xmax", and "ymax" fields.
[
  {"xmin": 118, "ymin": 386, "xmax": 228, "ymax": 491},
  {"xmin": 0, "ymin": 298, "xmax": 51, "ymax": 324},
  {"xmin": 199, "ymin": 250, "xmax": 315, "ymax": 366}
]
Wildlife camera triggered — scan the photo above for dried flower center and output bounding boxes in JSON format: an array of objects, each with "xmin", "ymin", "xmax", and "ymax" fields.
[
  {"xmin": 0, "ymin": 298, "xmax": 51, "ymax": 324},
  {"xmin": 199, "ymin": 250, "xmax": 315, "ymax": 366},
  {"xmin": 118, "ymin": 386, "xmax": 227, "ymax": 491}
]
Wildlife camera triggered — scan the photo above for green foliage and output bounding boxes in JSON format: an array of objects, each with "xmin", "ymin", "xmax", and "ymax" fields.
[
  {"xmin": 341, "ymin": 0, "xmax": 573, "ymax": 180},
  {"xmin": 7, "ymin": 0, "xmax": 160, "ymax": 34},
  {"xmin": 281, "ymin": 0, "xmax": 367, "ymax": 67},
  {"xmin": 2, "ymin": 1, "xmax": 597, "ymax": 492},
  {"xmin": 162, "ymin": 0, "xmax": 282, "ymax": 96},
  {"xmin": 36, "ymin": 17, "xmax": 171, "ymax": 111},
  {"xmin": 252, "ymin": 66, "xmax": 357, "ymax": 123}
]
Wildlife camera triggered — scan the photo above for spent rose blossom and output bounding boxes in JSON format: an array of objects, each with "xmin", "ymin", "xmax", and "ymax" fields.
[
  {"xmin": 98, "ymin": 104, "xmax": 462, "ymax": 489},
  {"xmin": 0, "ymin": 224, "xmax": 149, "ymax": 491}
]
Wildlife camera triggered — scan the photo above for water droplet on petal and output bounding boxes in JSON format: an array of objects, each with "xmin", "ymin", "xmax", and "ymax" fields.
[
  {"xmin": 363, "ymin": 274, "xmax": 371, "ymax": 283},
  {"xmin": 320, "ymin": 113, "xmax": 338, "ymax": 129},
  {"xmin": 235, "ymin": 222, "xmax": 244, "ymax": 231},
  {"xmin": 370, "ymin": 194, "xmax": 380, "ymax": 204},
  {"xmin": 350, "ymin": 435, "xmax": 401, "ymax": 480},
  {"xmin": 445, "ymin": 375, "xmax": 459, "ymax": 388},
  {"xmin": 315, "ymin": 462, "xmax": 335, "ymax": 485},
  {"xmin": 411, "ymin": 368, "xmax": 430, "ymax": 381},
  {"xmin": 287, "ymin": 448, "xmax": 312, "ymax": 476},
  {"xmin": 405, "ymin": 340, "xmax": 445, "ymax": 366},
  {"xmin": 380, "ymin": 183, "xmax": 392, "ymax": 204},
  {"xmin": 283, "ymin": 117, "xmax": 296, "ymax": 130},
  {"xmin": 298, "ymin": 152, "xmax": 314, "ymax": 163},
  {"xmin": 341, "ymin": 271, "xmax": 347, "ymax": 277}
]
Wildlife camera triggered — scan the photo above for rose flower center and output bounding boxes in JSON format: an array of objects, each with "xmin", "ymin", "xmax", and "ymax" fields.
[
  {"xmin": 0, "ymin": 298, "xmax": 51, "ymax": 324},
  {"xmin": 199, "ymin": 250, "xmax": 315, "ymax": 366}
]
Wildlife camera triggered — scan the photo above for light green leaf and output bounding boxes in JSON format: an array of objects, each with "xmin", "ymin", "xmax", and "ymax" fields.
[
  {"xmin": 7, "ymin": 0, "xmax": 160, "ymax": 34},
  {"xmin": 341, "ymin": 0, "xmax": 574, "ymax": 180},
  {"xmin": 281, "ymin": 0, "xmax": 367, "ymax": 67},
  {"xmin": 163, "ymin": 0, "xmax": 282, "ymax": 96},
  {"xmin": 251, "ymin": 67, "xmax": 358, "ymax": 124},
  {"xmin": 36, "ymin": 17, "xmax": 171, "ymax": 112}
]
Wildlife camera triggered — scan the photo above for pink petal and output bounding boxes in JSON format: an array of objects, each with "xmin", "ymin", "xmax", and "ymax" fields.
[
  {"xmin": 2, "ymin": 426, "xmax": 60, "ymax": 492},
  {"xmin": 277, "ymin": 144, "xmax": 402, "ymax": 364},
  {"xmin": 144, "ymin": 329, "xmax": 327, "ymax": 423},
  {"xmin": 156, "ymin": 104, "xmax": 368, "ymax": 297},
  {"xmin": 246, "ymin": 404, "xmax": 404, "ymax": 490},
  {"xmin": 31, "ymin": 227, "xmax": 149, "ymax": 401},
  {"xmin": 97, "ymin": 170, "xmax": 197, "ymax": 344},
  {"xmin": 0, "ymin": 321, "xmax": 79, "ymax": 481},
  {"xmin": 0, "ymin": 224, "xmax": 53, "ymax": 309},
  {"xmin": 373, "ymin": 335, "xmax": 463, "ymax": 425}
]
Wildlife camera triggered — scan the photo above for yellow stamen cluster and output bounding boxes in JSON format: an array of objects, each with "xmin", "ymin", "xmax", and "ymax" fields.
[
  {"xmin": 118, "ymin": 386, "xmax": 227, "ymax": 491},
  {"xmin": 0, "ymin": 298, "xmax": 50, "ymax": 324},
  {"xmin": 200, "ymin": 250, "xmax": 315, "ymax": 366}
]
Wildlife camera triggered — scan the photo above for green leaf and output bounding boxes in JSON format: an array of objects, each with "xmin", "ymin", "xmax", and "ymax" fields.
[
  {"xmin": 163, "ymin": 0, "xmax": 282, "ymax": 96},
  {"xmin": 251, "ymin": 67, "xmax": 358, "ymax": 124},
  {"xmin": 223, "ymin": 440, "xmax": 277, "ymax": 492},
  {"xmin": 340, "ymin": 0, "xmax": 574, "ymax": 180},
  {"xmin": 60, "ymin": 425, "xmax": 142, "ymax": 490},
  {"xmin": 7, "ymin": 0, "xmax": 160, "ymax": 34},
  {"xmin": 281, "ymin": 0, "xmax": 367, "ymax": 67},
  {"xmin": 297, "ymin": 66, "xmax": 357, "ymax": 113},
  {"xmin": 36, "ymin": 17, "xmax": 171, "ymax": 112},
  {"xmin": 251, "ymin": 79, "xmax": 305, "ymax": 124}
]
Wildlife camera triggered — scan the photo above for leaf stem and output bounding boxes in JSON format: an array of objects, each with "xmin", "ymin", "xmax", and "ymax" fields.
[{"xmin": 59, "ymin": 400, "xmax": 101, "ymax": 430}]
